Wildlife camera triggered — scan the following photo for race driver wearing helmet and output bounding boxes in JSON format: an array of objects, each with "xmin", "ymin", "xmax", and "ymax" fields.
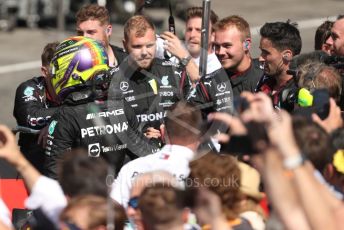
[{"xmin": 44, "ymin": 36, "xmax": 155, "ymax": 179}]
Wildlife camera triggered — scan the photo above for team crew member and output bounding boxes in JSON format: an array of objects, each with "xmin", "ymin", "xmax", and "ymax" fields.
[
  {"xmin": 329, "ymin": 15, "xmax": 344, "ymax": 56},
  {"xmin": 76, "ymin": 4, "xmax": 127, "ymax": 67},
  {"xmin": 187, "ymin": 68, "xmax": 234, "ymax": 118},
  {"xmin": 255, "ymin": 21, "xmax": 302, "ymax": 109},
  {"xmin": 214, "ymin": 15, "xmax": 263, "ymax": 96},
  {"xmin": 110, "ymin": 15, "xmax": 191, "ymax": 140},
  {"xmin": 159, "ymin": 7, "xmax": 223, "ymax": 84},
  {"xmin": 13, "ymin": 42, "xmax": 59, "ymax": 173},
  {"xmin": 111, "ymin": 102, "xmax": 202, "ymax": 207},
  {"xmin": 44, "ymin": 37, "xmax": 154, "ymax": 179}
]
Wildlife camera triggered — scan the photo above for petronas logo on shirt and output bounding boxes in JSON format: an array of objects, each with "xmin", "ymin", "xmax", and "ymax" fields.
[
  {"xmin": 48, "ymin": 120, "xmax": 58, "ymax": 135},
  {"xmin": 148, "ymin": 79, "xmax": 158, "ymax": 95}
]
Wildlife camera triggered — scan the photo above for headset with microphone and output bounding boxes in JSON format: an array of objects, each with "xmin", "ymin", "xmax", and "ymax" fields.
[
  {"xmin": 243, "ymin": 40, "xmax": 249, "ymax": 49},
  {"xmin": 282, "ymin": 54, "xmax": 291, "ymax": 62}
]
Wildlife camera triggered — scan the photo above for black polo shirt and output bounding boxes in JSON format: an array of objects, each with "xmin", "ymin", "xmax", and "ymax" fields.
[{"xmin": 225, "ymin": 59, "xmax": 263, "ymax": 97}]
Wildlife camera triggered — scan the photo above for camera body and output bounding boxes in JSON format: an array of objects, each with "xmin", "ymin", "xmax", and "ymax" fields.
[
  {"xmin": 281, "ymin": 87, "xmax": 330, "ymax": 120},
  {"xmin": 293, "ymin": 88, "xmax": 330, "ymax": 120}
]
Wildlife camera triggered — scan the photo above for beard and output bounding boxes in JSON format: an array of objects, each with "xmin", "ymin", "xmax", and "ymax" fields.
[{"xmin": 186, "ymin": 41, "xmax": 201, "ymax": 56}]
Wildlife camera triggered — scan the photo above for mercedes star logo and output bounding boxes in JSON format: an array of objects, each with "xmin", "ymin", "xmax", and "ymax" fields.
[
  {"xmin": 217, "ymin": 83, "xmax": 226, "ymax": 92},
  {"xmin": 120, "ymin": 81, "xmax": 129, "ymax": 91}
]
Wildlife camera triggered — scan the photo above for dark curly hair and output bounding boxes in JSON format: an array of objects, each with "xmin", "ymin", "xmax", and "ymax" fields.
[
  {"xmin": 260, "ymin": 20, "xmax": 302, "ymax": 56},
  {"xmin": 314, "ymin": 20, "xmax": 333, "ymax": 50}
]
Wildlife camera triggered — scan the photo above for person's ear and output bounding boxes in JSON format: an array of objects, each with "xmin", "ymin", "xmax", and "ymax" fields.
[
  {"xmin": 282, "ymin": 50, "xmax": 292, "ymax": 62},
  {"xmin": 41, "ymin": 66, "xmax": 49, "ymax": 78},
  {"xmin": 243, "ymin": 38, "xmax": 251, "ymax": 51},
  {"xmin": 122, "ymin": 39, "xmax": 128, "ymax": 52},
  {"xmin": 210, "ymin": 31, "xmax": 215, "ymax": 43},
  {"xmin": 105, "ymin": 25, "xmax": 112, "ymax": 36}
]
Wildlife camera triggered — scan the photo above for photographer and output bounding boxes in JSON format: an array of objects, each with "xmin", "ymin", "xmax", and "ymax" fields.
[
  {"xmin": 295, "ymin": 62, "xmax": 343, "ymax": 132},
  {"xmin": 298, "ymin": 62, "xmax": 342, "ymax": 103}
]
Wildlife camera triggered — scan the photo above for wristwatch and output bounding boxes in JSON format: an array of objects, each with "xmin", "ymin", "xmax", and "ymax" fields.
[
  {"xmin": 180, "ymin": 55, "xmax": 192, "ymax": 67},
  {"xmin": 283, "ymin": 153, "xmax": 306, "ymax": 170}
]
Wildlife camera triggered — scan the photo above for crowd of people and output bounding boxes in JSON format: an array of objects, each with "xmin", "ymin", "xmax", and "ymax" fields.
[{"xmin": 0, "ymin": 2, "xmax": 343, "ymax": 230}]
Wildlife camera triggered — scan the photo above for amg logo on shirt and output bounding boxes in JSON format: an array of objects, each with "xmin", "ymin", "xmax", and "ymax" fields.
[
  {"xmin": 81, "ymin": 122, "xmax": 128, "ymax": 138},
  {"xmin": 86, "ymin": 109, "xmax": 124, "ymax": 120}
]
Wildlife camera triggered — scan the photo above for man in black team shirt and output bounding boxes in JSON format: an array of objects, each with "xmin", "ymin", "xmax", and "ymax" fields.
[
  {"xmin": 187, "ymin": 15, "xmax": 263, "ymax": 118},
  {"xmin": 213, "ymin": 15, "xmax": 263, "ymax": 97},
  {"xmin": 44, "ymin": 36, "xmax": 154, "ymax": 179},
  {"xmin": 76, "ymin": 4, "xmax": 127, "ymax": 67},
  {"xmin": 255, "ymin": 21, "xmax": 302, "ymax": 110},
  {"xmin": 13, "ymin": 42, "xmax": 59, "ymax": 173},
  {"xmin": 109, "ymin": 15, "xmax": 190, "ymax": 143}
]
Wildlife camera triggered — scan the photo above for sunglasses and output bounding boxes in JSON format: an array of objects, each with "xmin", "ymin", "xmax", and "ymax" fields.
[{"xmin": 128, "ymin": 196, "xmax": 139, "ymax": 209}]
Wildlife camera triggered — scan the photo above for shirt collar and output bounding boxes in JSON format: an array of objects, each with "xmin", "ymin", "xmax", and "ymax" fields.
[
  {"xmin": 159, "ymin": 144, "xmax": 195, "ymax": 161},
  {"xmin": 226, "ymin": 63, "xmax": 253, "ymax": 85},
  {"xmin": 193, "ymin": 52, "xmax": 222, "ymax": 74}
]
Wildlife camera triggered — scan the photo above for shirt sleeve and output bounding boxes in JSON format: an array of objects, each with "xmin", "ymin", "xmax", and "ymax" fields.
[
  {"xmin": 0, "ymin": 198, "xmax": 12, "ymax": 228},
  {"xmin": 111, "ymin": 163, "xmax": 132, "ymax": 208},
  {"xmin": 121, "ymin": 101, "xmax": 159, "ymax": 158},
  {"xmin": 44, "ymin": 108, "xmax": 78, "ymax": 179},
  {"xmin": 25, "ymin": 176, "xmax": 67, "ymax": 226},
  {"xmin": 187, "ymin": 80, "xmax": 214, "ymax": 118},
  {"xmin": 13, "ymin": 80, "xmax": 57, "ymax": 129}
]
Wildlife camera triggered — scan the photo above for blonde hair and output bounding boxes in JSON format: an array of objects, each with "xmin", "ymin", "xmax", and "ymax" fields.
[
  {"xmin": 124, "ymin": 15, "xmax": 155, "ymax": 41},
  {"xmin": 214, "ymin": 15, "xmax": 251, "ymax": 41}
]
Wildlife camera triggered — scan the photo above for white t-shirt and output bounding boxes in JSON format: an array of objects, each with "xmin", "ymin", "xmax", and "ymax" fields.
[
  {"xmin": 193, "ymin": 52, "xmax": 222, "ymax": 74},
  {"xmin": 111, "ymin": 144, "xmax": 195, "ymax": 207}
]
